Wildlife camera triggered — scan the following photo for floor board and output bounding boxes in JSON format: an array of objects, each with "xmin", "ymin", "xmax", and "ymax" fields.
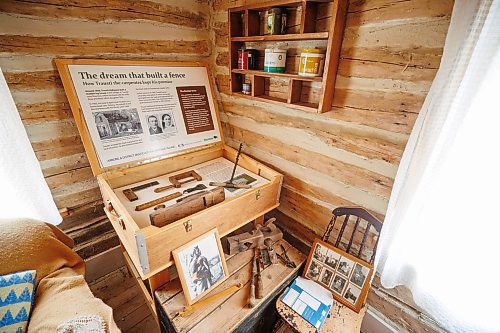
[{"xmin": 88, "ymin": 265, "xmax": 160, "ymax": 333}]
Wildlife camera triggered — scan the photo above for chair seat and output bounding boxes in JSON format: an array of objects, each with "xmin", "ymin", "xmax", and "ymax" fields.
[{"xmin": 275, "ymin": 291, "xmax": 367, "ymax": 332}]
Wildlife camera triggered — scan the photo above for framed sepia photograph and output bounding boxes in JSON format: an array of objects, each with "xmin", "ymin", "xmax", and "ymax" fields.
[
  {"xmin": 172, "ymin": 228, "xmax": 229, "ymax": 305},
  {"xmin": 319, "ymin": 268, "xmax": 334, "ymax": 287},
  {"xmin": 303, "ymin": 238, "xmax": 373, "ymax": 313},
  {"xmin": 305, "ymin": 259, "xmax": 323, "ymax": 281}
]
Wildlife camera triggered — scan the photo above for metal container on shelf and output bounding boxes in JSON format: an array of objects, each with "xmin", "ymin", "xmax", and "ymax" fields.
[
  {"xmin": 298, "ymin": 48, "xmax": 325, "ymax": 77},
  {"xmin": 238, "ymin": 49, "xmax": 258, "ymax": 70},
  {"xmin": 266, "ymin": 8, "xmax": 287, "ymax": 35},
  {"xmin": 264, "ymin": 49, "xmax": 287, "ymax": 73}
]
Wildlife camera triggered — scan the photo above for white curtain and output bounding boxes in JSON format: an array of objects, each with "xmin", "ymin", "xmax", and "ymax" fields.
[
  {"xmin": 0, "ymin": 69, "xmax": 61, "ymax": 225},
  {"xmin": 375, "ymin": 1, "xmax": 500, "ymax": 332}
]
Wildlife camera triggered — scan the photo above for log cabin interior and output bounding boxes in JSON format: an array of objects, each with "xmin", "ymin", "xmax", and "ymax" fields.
[{"xmin": 1, "ymin": 0, "xmax": 499, "ymax": 332}]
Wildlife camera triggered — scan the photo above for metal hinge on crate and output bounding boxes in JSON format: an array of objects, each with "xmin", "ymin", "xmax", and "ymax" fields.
[{"xmin": 135, "ymin": 232, "xmax": 150, "ymax": 275}]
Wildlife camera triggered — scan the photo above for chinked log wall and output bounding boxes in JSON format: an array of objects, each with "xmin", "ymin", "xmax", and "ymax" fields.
[
  {"xmin": 210, "ymin": 0, "xmax": 453, "ymax": 331},
  {"xmin": 0, "ymin": 0, "xmax": 211, "ymax": 259}
]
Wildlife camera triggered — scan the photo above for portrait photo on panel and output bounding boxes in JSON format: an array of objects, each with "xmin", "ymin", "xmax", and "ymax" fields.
[
  {"xmin": 161, "ymin": 112, "xmax": 177, "ymax": 133},
  {"xmin": 147, "ymin": 114, "xmax": 163, "ymax": 135}
]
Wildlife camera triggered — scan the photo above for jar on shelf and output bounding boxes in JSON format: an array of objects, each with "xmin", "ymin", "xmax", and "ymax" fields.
[
  {"xmin": 242, "ymin": 83, "xmax": 251, "ymax": 95},
  {"xmin": 266, "ymin": 8, "xmax": 287, "ymax": 35},
  {"xmin": 298, "ymin": 48, "xmax": 325, "ymax": 77},
  {"xmin": 264, "ymin": 49, "xmax": 287, "ymax": 73}
]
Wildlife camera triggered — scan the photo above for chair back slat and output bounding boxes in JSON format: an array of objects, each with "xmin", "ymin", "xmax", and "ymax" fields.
[
  {"xmin": 358, "ymin": 227, "xmax": 370, "ymax": 258},
  {"xmin": 335, "ymin": 214, "xmax": 350, "ymax": 247},
  {"xmin": 322, "ymin": 215, "xmax": 337, "ymax": 243},
  {"xmin": 347, "ymin": 217, "xmax": 361, "ymax": 253}
]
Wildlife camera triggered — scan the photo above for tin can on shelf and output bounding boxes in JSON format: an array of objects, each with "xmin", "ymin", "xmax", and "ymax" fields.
[
  {"xmin": 238, "ymin": 49, "xmax": 258, "ymax": 70},
  {"xmin": 266, "ymin": 8, "xmax": 287, "ymax": 35},
  {"xmin": 298, "ymin": 48, "xmax": 325, "ymax": 77},
  {"xmin": 264, "ymin": 49, "xmax": 287, "ymax": 73},
  {"xmin": 242, "ymin": 83, "xmax": 251, "ymax": 95}
]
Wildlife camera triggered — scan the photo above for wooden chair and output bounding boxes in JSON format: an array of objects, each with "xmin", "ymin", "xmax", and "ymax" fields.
[
  {"xmin": 322, "ymin": 206, "xmax": 382, "ymax": 265},
  {"xmin": 275, "ymin": 206, "xmax": 383, "ymax": 333}
]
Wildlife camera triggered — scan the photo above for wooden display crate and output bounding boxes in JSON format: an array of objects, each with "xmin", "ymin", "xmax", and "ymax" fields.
[{"xmin": 55, "ymin": 59, "xmax": 283, "ymax": 316}]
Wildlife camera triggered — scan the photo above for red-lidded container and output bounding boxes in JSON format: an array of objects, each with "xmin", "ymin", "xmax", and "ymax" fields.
[{"xmin": 238, "ymin": 49, "xmax": 258, "ymax": 70}]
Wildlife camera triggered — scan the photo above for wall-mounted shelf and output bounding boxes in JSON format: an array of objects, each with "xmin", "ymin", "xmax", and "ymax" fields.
[
  {"xmin": 228, "ymin": 0, "xmax": 348, "ymax": 113},
  {"xmin": 232, "ymin": 69, "xmax": 323, "ymax": 82},
  {"xmin": 230, "ymin": 32, "xmax": 329, "ymax": 42}
]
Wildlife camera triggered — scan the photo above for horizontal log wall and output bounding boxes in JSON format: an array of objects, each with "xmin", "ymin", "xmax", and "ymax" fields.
[
  {"xmin": 0, "ymin": 0, "xmax": 211, "ymax": 259},
  {"xmin": 210, "ymin": 0, "xmax": 452, "ymax": 331}
]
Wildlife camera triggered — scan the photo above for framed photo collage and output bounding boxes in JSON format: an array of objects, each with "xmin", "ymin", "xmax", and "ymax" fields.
[{"xmin": 303, "ymin": 239, "xmax": 373, "ymax": 312}]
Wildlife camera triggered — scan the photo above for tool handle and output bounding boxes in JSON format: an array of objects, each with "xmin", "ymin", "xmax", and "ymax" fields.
[
  {"xmin": 229, "ymin": 143, "xmax": 243, "ymax": 182},
  {"xmin": 154, "ymin": 184, "xmax": 175, "ymax": 193},
  {"xmin": 255, "ymin": 258, "xmax": 263, "ymax": 299},
  {"xmin": 248, "ymin": 283, "xmax": 256, "ymax": 308}
]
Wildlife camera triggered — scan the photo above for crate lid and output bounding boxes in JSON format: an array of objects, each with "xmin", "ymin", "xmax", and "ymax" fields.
[{"xmin": 55, "ymin": 59, "xmax": 224, "ymax": 176}]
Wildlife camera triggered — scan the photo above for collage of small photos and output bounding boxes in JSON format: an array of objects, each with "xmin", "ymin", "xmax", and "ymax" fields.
[{"xmin": 304, "ymin": 240, "xmax": 372, "ymax": 312}]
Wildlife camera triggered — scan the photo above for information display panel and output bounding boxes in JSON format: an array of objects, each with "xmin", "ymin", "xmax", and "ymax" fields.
[{"xmin": 56, "ymin": 60, "xmax": 222, "ymax": 173}]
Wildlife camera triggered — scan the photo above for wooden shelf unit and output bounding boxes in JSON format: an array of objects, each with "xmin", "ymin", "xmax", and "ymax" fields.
[
  {"xmin": 230, "ymin": 31, "xmax": 329, "ymax": 42},
  {"xmin": 228, "ymin": 0, "xmax": 348, "ymax": 113}
]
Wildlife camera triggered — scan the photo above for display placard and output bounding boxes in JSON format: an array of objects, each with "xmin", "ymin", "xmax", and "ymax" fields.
[{"xmin": 55, "ymin": 59, "xmax": 222, "ymax": 174}]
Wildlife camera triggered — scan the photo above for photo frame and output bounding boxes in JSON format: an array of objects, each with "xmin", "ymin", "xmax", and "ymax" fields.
[
  {"xmin": 303, "ymin": 239, "xmax": 373, "ymax": 313},
  {"xmin": 172, "ymin": 228, "xmax": 229, "ymax": 305}
]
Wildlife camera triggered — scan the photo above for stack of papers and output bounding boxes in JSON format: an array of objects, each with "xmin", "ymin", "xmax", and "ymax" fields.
[{"xmin": 281, "ymin": 276, "xmax": 333, "ymax": 330}]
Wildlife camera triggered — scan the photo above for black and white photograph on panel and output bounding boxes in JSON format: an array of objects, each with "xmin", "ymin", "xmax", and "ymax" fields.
[
  {"xmin": 319, "ymin": 268, "xmax": 334, "ymax": 287},
  {"xmin": 312, "ymin": 243, "xmax": 327, "ymax": 262},
  {"xmin": 94, "ymin": 109, "xmax": 143, "ymax": 139},
  {"xmin": 160, "ymin": 112, "xmax": 177, "ymax": 133},
  {"xmin": 331, "ymin": 274, "xmax": 347, "ymax": 295},
  {"xmin": 343, "ymin": 284, "xmax": 362, "ymax": 305},
  {"xmin": 305, "ymin": 260, "xmax": 323, "ymax": 281},
  {"xmin": 350, "ymin": 262, "xmax": 370, "ymax": 288},
  {"xmin": 324, "ymin": 248, "xmax": 341, "ymax": 270},
  {"xmin": 337, "ymin": 256, "xmax": 354, "ymax": 278}
]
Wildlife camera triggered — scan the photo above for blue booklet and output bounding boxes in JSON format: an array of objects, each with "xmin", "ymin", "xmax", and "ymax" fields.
[{"xmin": 281, "ymin": 276, "xmax": 333, "ymax": 330}]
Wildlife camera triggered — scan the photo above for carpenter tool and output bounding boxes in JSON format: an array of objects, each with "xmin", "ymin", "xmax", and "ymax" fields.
[
  {"xmin": 183, "ymin": 184, "xmax": 207, "ymax": 194},
  {"xmin": 179, "ymin": 283, "xmax": 243, "ymax": 317},
  {"xmin": 255, "ymin": 255, "xmax": 264, "ymax": 299},
  {"xmin": 209, "ymin": 143, "xmax": 252, "ymax": 190},
  {"xmin": 135, "ymin": 192, "xmax": 182, "ymax": 211},
  {"xmin": 150, "ymin": 187, "xmax": 225, "ymax": 227},
  {"xmin": 248, "ymin": 248, "xmax": 258, "ymax": 308},
  {"xmin": 154, "ymin": 170, "xmax": 202, "ymax": 193},
  {"xmin": 264, "ymin": 238, "xmax": 278, "ymax": 265},
  {"xmin": 122, "ymin": 181, "xmax": 159, "ymax": 201},
  {"xmin": 277, "ymin": 244, "xmax": 296, "ymax": 268},
  {"xmin": 261, "ymin": 247, "xmax": 271, "ymax": 267}
]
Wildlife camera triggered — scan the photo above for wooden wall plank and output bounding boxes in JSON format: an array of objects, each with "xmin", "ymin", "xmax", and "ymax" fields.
[
  {"xmin": 0, "ymin": 35, "xmax": 210, "ymax": 56},
  {"xmin": 0, "ymin": 0, "xmax": 208, "ymax": 28}
]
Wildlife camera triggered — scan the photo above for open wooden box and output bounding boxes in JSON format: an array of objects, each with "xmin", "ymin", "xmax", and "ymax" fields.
[{"xmin": 55, "ymin": 59, "xmax": 283, "ymax": 285}]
